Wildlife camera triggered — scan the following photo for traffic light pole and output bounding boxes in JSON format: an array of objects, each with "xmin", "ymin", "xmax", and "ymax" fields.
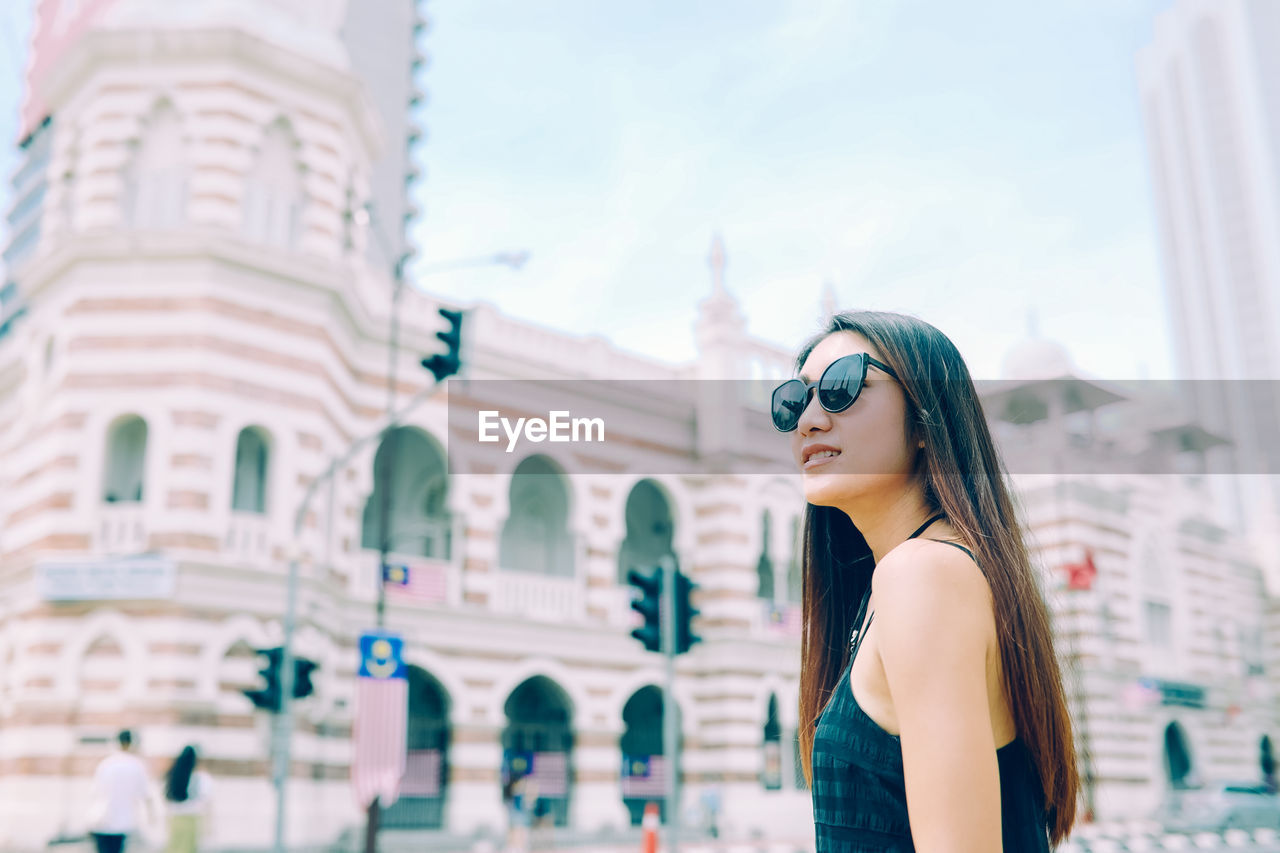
[
  {"xmin": 661, "ymin": 554, "xmax": 680, "ymax": 853},
  {"xmin": 269, "ymin": 370, "xmax": 450, "ymax": 853},
  {"xmin": 375, "ymin": 257, "xmax": 406, "ymax": 633},
  {"xmin": 272, "ymin": 552, "xmax": 299, "ymax": 853}
]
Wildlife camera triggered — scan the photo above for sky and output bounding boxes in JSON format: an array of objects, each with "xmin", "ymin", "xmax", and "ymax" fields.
[{"xmin": 1, "ymin": 0, "xmax": 1176, "ymax": 380}]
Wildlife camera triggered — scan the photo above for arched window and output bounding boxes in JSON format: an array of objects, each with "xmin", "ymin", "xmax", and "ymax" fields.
[
  {"xmin": 499, "ymin": 456, "xmax": 573, "ymax": 576},
  {"xmin": 59, "ymin": 167, "xmax": 76, "ymax": 235},
  {"xmin": 362, "ymin": 427, "xmax": 451, "ymax": 560},
  {"xmin": 243, "ymin": 119, "xmax": 303, "ymax": 247},
  {"xmin": 762, "ymin": 693, "xmax": 782, "ymax": 790},
  {"xmin": 756, "ymin": 510, "xmax": 775, "ymax": 600},
  {"xmin": 124, "ymin": 102, "xmax": 186, "ymax": 229},
  {"xmin": 1163, "ymin": 721, "xmax": 1194, "ymax": 789},
  {"xmin": 786, "ymin": 515, "xmax": 803, "ymax": 603},
  {"xmin": 341, "ymin": 173, "xmax": 359, "ymax": 253},
  {"xmin": 618, "ymin": 480, "xmax": 677, "ymax": 583},
  {"xmin": 103, "ymin": 415, "xmax": 148, "ymax": 503},
  {"xmin": 231, "ymin": 427, "xmax": 271, "ymax": 514}
]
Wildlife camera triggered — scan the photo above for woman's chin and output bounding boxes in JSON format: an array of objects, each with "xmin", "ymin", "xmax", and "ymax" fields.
[{"xmin": 802, "ymin": 471, "xmax": 880, "ymax": 506}]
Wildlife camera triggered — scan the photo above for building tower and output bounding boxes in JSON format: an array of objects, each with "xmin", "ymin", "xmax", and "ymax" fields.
[
  {"xmin": 1138, "ymin": 0, "xmax": 1280, "ymax": 586},
  {"xmin": 0, "ymin": 0, "xmax": 426, "ymax": 845}
]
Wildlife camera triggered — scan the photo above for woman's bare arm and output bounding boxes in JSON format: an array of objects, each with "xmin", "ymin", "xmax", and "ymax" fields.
[{"xmin": 872, "ymin": 540, "xmax": 1002, "ymax": 853}]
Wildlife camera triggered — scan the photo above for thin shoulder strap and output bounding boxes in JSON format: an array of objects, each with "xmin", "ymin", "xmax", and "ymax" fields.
[
  {"xmin": 849, "ymin": 585, "xmax": 874, "ymax": 659},
  {"xmin": 906, "ymin": 511, "xmax": 947, "ymax": 541},
  {"xmin": 925, "ymin": 538, "xmax": 976, "ymax": 562},
  {"xmin": 849, "ymin": 512, "xmax": 947, "ymax": 659}
]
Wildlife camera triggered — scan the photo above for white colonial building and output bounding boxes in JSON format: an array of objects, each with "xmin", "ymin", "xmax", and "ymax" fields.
[
  {"xmin": 990, "ymin": 335, "xmax": 1280, "ymax": 822},
  {"xmin": 0, "ymin": 3, "xmax": 814, "ymax": 849}
]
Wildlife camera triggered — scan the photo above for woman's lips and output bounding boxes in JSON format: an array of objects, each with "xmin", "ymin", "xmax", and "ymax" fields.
[{"xmin": 803, "ymin": 449, "xmax": 842, "ymax": 470}]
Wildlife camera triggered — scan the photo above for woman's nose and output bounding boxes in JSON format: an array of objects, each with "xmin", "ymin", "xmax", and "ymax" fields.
[{"xmin": 795, "ymin": 390, "xmax": 830, "ymax": 435}]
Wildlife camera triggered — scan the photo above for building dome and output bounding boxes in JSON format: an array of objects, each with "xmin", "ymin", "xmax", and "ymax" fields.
[{"xmin": 1000, "ymin": 336, "xmax": 1076, "ymax": 380}]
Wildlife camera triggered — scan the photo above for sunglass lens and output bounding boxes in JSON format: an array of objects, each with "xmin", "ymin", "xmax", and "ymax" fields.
[
  {"xmin": 818, "ymin": 354, "xmax": 863, "ymax": 412},
  {"xmin": 772, "ymin": 380, "xmax": 808, "ymax": 431}
]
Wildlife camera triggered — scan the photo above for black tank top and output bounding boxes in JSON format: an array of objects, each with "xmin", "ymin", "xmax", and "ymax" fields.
[{"xmin": 810, "ymin": 513, "xmax": 1051, "ymax": 852}]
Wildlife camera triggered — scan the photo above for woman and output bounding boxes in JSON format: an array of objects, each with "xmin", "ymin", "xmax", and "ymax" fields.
[
  {"xmin": 163, "ymin": 745, "xmax": 212, "ymax": 853},
  {"xmin": 774, "ymin": 311, "xmax": 1079, "ymax": 851}
]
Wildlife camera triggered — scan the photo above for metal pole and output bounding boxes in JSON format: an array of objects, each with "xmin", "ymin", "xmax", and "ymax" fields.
[
  {"xmin": 662, "ymin": 555, "xmax": 679, "ymax": 853},
  {"xmin": 367, "ymin": 203, "xmax": 406, "ymax": 634},
  {"xmin": 368, "ymin": 217, "xmax": 407, "ymax": 853},
  {"xmin": 269, "ymin": 370, "xmax": 446, "ymax": 853},
  {"xmin": 272, "ymin": 551, "xmax": 299, "ymax": 853},
  {"xmin": 269, "ymin": 204, "xmax": 517, "ymax": 852},
  {"xmin": 376, "ymin": 261, "xmax": 405, "ymax": 629}
]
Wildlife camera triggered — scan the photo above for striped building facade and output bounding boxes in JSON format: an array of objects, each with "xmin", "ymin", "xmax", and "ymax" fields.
[{"xmin": 0, "ymin": 6, "xmax": 814, "ymax": 849}]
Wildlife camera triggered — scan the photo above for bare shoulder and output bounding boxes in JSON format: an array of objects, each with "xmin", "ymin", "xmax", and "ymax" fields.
[{"xmin": 870, "ymin": 538, "xmax": 995, "ymax": 648}]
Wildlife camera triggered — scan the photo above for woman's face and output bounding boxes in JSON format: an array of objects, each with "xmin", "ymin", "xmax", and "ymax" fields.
[{"xmin": 791, "ymin": 331, "xmax": 918, "ymax": 509}]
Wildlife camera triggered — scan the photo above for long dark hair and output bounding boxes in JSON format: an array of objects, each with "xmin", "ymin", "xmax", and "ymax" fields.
[
  {"xmin": 794, "ymin": 311, "xmax": 1079, "ymax": 846},
  {"xmin": 165, "ymin": 745, "xmax": 198, "ymax": 803}
]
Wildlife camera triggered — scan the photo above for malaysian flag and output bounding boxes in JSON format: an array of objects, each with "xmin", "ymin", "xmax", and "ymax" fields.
[
  {"xmin": 529, "ymin": 751, "xmax": 568, "ymax": 798},
  {"xmin": 621, "ymin": 754, "xmax": 667, "ymax": 798},
  {"xmin": 352, "ymin": 631, "xmax": 408, "ymax": 809},
  {"xmin": 1120, "ymin": 677, "xmax": 1161, "ymax": 712},
  {"xmin": 764, "ymin": 601, "xmax": 802, "ymax": 638},
  {"xmin": 1063, "ymin": 548, "xmax": 1098, "ymax": 592},
  {"xmin": 399, "ymin": 749, "xmax": 443, "ymax": 798},
  {"xmin": 382, "ymin": 562, "xmax": 449, "ymax": 604}
]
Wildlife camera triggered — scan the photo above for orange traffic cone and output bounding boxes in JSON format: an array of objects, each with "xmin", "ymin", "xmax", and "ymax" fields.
[{"xmin": 642, "ymin": 801, "xmax": 660, "ymax": 853}]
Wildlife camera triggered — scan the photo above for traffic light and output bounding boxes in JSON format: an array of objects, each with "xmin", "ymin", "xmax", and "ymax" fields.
[
  {"xmin": 627, "ymin": 567, "xmax": 662, "ymax": 653},
  {"xmin": 674, "ymin": 570, "xmax": 701, "ymax": 655},
  {"xmin": 422, "ymin": 307, "xmax": 465, "ymax": 382},
  {"xmin": 243, "ymin": 646, "xmax": 283, "ymax": 712},
  {"xmin": 293, "ymin": 657, "xmax": 318, "ymax": 700}
]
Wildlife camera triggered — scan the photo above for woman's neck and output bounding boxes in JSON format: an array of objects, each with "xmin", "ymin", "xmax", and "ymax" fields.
[{"xmin": 840, "ymin": 490, "xmax": 940, "ymax": 564}]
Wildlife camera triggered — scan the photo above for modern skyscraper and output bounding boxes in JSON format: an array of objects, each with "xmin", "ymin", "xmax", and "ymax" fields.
[
  {"xmin": 1138, "ymin": 0, "xmax": 1280, "ymax": 579},
  {"xmin": 1138, "ymin": 0, "xmax": 1280, "ymax": 382}
]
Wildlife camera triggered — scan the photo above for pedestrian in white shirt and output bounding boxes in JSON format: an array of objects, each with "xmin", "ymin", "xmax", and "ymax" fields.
[
  {"xmin": 163, "ymin": 745, "xmax": 213, "ymax": 853},
  {"xmin": 88, "ymin": 729, "xmax": 158, "ymax": 853}
]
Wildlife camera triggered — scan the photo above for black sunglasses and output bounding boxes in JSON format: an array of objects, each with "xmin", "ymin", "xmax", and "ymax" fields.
[{"xmin": 770, "ymin": 353, "xmax": 899, "ymax": 432}]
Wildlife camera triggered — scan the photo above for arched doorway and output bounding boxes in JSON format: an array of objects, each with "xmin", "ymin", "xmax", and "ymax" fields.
[
  {"xmin": 381, "ymin": 667, "xmax": 451, "ymax": 828},
  {"xmin": 618, "ymin": 480, "xmax": 677, "ymax": 583},
  {"xmin": 502, "ymin": 677, "xmax": 574, "ymax": 827},
  {"xmin": 1163, "ymin": 721, "xmax": 1194, "ymax": 789},
  {"xmin": 620, "ymin": 686, "xmax": 683, "ymax": 825}
]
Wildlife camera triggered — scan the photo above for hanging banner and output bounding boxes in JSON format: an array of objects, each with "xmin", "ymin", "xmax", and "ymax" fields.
[{"xmin": 352, "ymin": 631, "xmax": 408, "ymax": 809}]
